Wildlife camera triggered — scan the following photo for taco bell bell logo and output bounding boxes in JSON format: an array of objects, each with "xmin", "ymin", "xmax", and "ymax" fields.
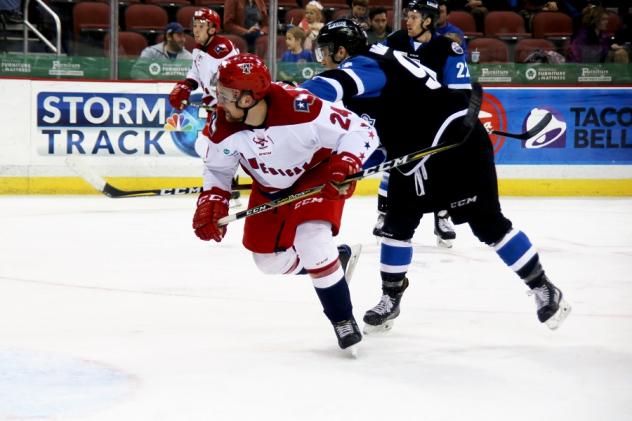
[{"xmin": 521, "ymin": 107, "xmax": 567, "ymax": 148}]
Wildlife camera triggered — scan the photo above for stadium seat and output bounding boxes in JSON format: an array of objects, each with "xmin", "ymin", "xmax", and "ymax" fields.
[
  {"xmin": 514, "ymin": 38, "xmax": 556, "ymax": 62},
  {"xmin": 468, "ymin": 37, "xmax": 509, "ymax": 63},
  {"xmin": 155, "ymin": 32, "xmax": 198, "ymax": 52},
  {"xmin": 332, "ymin": 8, "xmax": 351, "ymax": 20},
  {"xmin": 177, "ymin": 5, "xmax": 198, "ymax": 31},
  {"xmin": 605, "ymin": 11, "xmax": 622, "ymax": 38},
  {"xmin": 484, "ymin": 11, "xmax": 530, "ymax": 40},
  {"xmin": 222, "ymin": 33, "xmax": 248, "ymax": 54},
  {"xmin": 145, "ymin": 0, "xmax": 191, "ymax": 7},
  {"xmin": 447, "ymin": 10, "xmax": 482, "ymax": 39},
  {"xmin": 284, "ymin": 8, "xmax": 305, "ymax": 25},
  {"xmin": 193, "ymin": 0, "xmax": 226, "ymax": 7},
  {"xmin": 104, "ymin": 31, "xmax": 148, "ymax": 57},
  {"xmin": 125, "ymin": 4, "xmax": 169, "ymax": 34},
  {"xmin": 321, "ymin": 0, "xmax": 348, "ymax": 9},
  {"xmin": 255, "ymin": 34, "xmax": 287, "ymax": 60},
  {"xmin": 531, "ymin": 12, "xmax": 573, "ymax": 41},
  {"xmin": 73, "ymin": 2, "xmax": 110, "ymax": 40}
]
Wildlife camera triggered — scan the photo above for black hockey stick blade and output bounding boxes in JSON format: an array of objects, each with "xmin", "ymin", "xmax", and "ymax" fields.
[
  {"xmin": 66, "ymin": 156, "xmax": 245, "ymax": 198},
  {"xmin": 183, "ymin": 100, "xmax": 215, "ymax": 111},
  {"xmin": 491, "ymin": 112, "xmax": 552, "ymax": 140}
]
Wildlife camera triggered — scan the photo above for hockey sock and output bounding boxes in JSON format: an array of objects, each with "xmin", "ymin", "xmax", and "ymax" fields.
[
  {"xmin": 314, "ymin": 278, "xmax": 353, "ymax": 323},
  {"xmin": 493, "ymin": 228, "xmax": 545, "ymax": 284},
  {"xmin": 380, "ymin": 237, "xmax": 413, "ymax": 284}
]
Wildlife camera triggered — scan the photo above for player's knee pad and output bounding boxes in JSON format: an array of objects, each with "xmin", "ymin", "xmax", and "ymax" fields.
[
  {"xmin": 468, "ymin": 212, "xmax": 513, "ymax": 245},
  {"xmin": 294, "ymin": 221, "xmax": 342, "ymax": 288},
  {"xmin": 252, "ymin": 249, "xmax": 300, "ymax": 275}
]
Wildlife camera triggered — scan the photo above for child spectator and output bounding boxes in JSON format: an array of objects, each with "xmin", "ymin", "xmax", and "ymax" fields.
[
  {"xmin": 347, "ymin": 0, "xmax": 371, "ymax": 31},
  {"xmin": 299, "ymin": 0, "xmax": 325, "ymax": 51},
  {"xmin": 281, "ymin": 26, "xmax": 315, "ymax": 62}
]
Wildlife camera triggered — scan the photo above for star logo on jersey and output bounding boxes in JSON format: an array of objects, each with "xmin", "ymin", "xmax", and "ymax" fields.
[
  {"xmin": 215, "ymin": 43, "xmax": 228, "ymax": 55},
  {"xmin": 294, "ymin": 95, "xmax": 314, "ymax": 113},
  {"xmin": 238, "ymin": 63, "xmax": 253, "ymax": 74}
]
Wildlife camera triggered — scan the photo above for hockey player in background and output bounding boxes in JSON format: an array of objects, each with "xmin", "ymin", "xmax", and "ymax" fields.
[
  {"xmin": 169, "ymin": 8, "xmax": 239, "ymax": 114},
  {"xmin": 301, "ymin": 19, "xmax": 571, "ymax": 333},
  {"xmin": 374, "ymin": 0, "xmax": 471, "ymax": 247},
  {"xmin": 191, "ymin": 54, "xmax": 378, "ymax": 353}
]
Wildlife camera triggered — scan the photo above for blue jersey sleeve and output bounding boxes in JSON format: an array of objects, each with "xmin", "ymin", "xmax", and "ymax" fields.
[{"xmin": 443, "ymin": 53, "xmax": 472, "ymax": 90}]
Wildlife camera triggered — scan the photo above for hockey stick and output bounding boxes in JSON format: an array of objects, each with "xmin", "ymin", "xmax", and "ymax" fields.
[
  {"xmin": 490, "ymin": 112, "xmax": 552, "ymax": 140},
  {"xmin": 182, "ymin": 100, "xmax": 214, "ymax": 111},
  {"xmin": 217, "ymin": 84, "xmax": 485, "ymax": 226},
  {"xmin": 65, "ymin": 156, "xmax": 249, "ymax": 199}
]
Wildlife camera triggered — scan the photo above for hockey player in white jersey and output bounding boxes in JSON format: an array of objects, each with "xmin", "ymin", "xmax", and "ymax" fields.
[
  {"xmin": 192, "ymin": 54, "xmax": 378, "ymax": 354},
  {"xmin": 169, "ymin": 8, "xmax": 239, "ymax": 115}
]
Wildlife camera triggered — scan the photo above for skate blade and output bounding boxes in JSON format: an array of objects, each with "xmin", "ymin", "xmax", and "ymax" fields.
[
  {"xmin": 346, "ymin": 344, "xmax": 359, "ymax": 359},
  {"xmin": 545, "ymin": 299, "xmax": 572, "ymax": 330},
  {"xmin": 362, "ymin": 319, "xmax": 395, "ymax": 335},
  {"xmin": 436, "ymin": 236, "xmax": 453, "ymax": 248},
  {"xmin": 344, "ymin": 244, "xmax": 362, "ymax": 282}
]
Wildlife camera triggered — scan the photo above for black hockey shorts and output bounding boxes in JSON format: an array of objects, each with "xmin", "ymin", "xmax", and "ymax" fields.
[{"xmin": 381, "ymin": 124, "xmax": 512, "ymax": 244}]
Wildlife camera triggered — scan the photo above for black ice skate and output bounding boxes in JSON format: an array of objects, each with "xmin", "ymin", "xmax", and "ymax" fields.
[
  {"xmin": 363, "ymin": 277, "xmax": 409, "ymax": 334},
  {"xmin": 372, "ymin": 212, "xmax": 385, "ymax": 237},
  {"xmin": 338, "ymin": 244, "xmax": 362, "ymax": 283},
  {"xmin": 434, "ymin": 211, "xmax": 456, "ymax": 248},
  {"xmin": 527, "ymin": 276, "xmax": 571, "ymax": 330},
  {"xmin": 332, "ymin": 317, "xmax": 362, "ymax": 357}
]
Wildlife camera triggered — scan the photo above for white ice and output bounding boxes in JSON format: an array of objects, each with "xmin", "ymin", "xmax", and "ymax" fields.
[{"xmin": 1, "ymin": 195, "xmax": 631, "ymax": 421}]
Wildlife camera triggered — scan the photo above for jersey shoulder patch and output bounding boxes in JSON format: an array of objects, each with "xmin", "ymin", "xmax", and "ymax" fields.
[
  {"xmin": 207, "ymin": 36, "xmax": 235, "ymax": 58},
  {"xmin": 450, "ymin": 41, "xmax": 464, "ymax": 55}
]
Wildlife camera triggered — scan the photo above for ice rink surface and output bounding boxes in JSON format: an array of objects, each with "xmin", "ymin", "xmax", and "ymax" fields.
[{"xmin": 1, "ymin": 195, "xmax": 631, "ymax": 421}]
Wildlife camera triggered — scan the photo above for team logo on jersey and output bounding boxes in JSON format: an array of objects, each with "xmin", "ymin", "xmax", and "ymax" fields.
[
  {"xmin": 251, "ymin": 134, "xmax": 273, "ymax": 150},
  {"xmin": 521, "ymin": 107, "xmax": 567, "ymax": 149},
  {"xmin": 215, "ymin": 43, "xmax": 228, "ymax": 55},
  {"xmin": 360, "ymin": 114, "xmax": 376, "ymax": 126},
  {"xmin": 294, "ymin": 94, "xmax": 314, "ymax": 112},
  {"xmin": 450, "ymin": 42, "xmax": 463, "ymax": 55},
  {"xmin": 479, "ymin": 92, "xmax": 508, "ymax": 154},
  {"xmin": 238, "ymin": 62, "xmax": 253, "ymax": 74}
]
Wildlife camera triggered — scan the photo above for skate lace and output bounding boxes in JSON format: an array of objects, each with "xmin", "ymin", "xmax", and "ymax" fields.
[
  {"xmin": 372, "ymin": 294, "xmax": 394, "ymax": 315},
  {"xmin": 334, "ymin": 321, "xmax": 355, "ymax": 337},
  {"xmin": 437, "ymin": 217, "xmax": 452, "ymax": 233},
  {"xmin": 527, "ymin": 285, "xmax": 550, "ymax": 310}
]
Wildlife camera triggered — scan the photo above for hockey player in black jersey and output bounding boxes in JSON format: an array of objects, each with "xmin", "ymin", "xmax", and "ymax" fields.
[
  {"xmin": 378, "ymin": 0, "xmax": 474, "ymax": 247},
  {"xmin": 301, "ymin": 18, "xmax": 571, "ymax": 333}
]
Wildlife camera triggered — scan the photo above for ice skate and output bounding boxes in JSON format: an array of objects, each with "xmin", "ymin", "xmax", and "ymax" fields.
[
  {"xmin": 527, "ymin": 276, "xmax": 571, "ymax": 330},
  {"xmin": 332, "ymin": 317, "xmax": 362, "ymax": 357},
  {"xmin": 372, "ymin": 212, "xmax": 386, "ymax": 238},
  {"xmin": 434, "ymin": 210, "xmax": 456, "ymax": 248},
  {"xmin": 338, "ymin": 244, "xmax": 362, "ymax": 283},
  {"xmin": 363, "ymin": 278, "xmax": 409, "ymax": 334}
]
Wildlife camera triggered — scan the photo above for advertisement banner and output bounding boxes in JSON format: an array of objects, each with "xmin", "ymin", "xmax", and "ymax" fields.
[
  {"xmin": 482, "ymin": 87, "xmax": 632, "ymax": 164},
  {"xmin": 0, "ymin": 55, "xmax": 109, "ymax": 79},
  {"xmin": 35, "ymin": 89, "xmax": 208, "ymax": 157}
]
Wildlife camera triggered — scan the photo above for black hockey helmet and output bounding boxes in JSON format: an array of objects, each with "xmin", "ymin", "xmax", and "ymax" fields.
[
  {"xmin": 407, "ymin": 0, "xmax": 440, "ymax": 27},
  {"xmin": 315, "ymin": 19, "xmax": 368, "ymax": 62}
]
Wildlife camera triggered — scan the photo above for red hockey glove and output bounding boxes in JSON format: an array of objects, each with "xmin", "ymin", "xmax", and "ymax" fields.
[
  {"xmin": 169, "ymin": 79, "xmax": 197, "ymax": 110},
  {"xmin": 321, "ymin": 152, "xmax": 362, "ymax": 200},
  {"xmin": 192, "ymin": 187, "xmax": 231, "ymax": 242}
]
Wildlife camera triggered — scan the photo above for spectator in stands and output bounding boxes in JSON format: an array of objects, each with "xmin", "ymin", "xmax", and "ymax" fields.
[
  {"xmin": 568, "ymin": 5, "xmax": 629, "ymax": 63},
  {"xmin": 436, "ymin": 0, "xmax": 466, "ymax": 50},
  {"xmin": 0, "ymin": 0, "xmax": 22, "ymax": 24},
  {"xmin": 299, "ymin": 1, "xmax": 325, "ymax": 51},
  {"xmin": 139, "ymin": 22, "xmax": 193, "ymax": 60},
  {"xmin": 346, "ymin": 0, "xmax": 371, "ymax": 31},
  {"xmin": 281, "ymin": 26, "xmax": 315, "ymax": 62},
  {"xmin": 366, "ymin": 7, "xmax": 390, "ymax": 44},
  {"xmin": 224, "ymin": 0, "xmax": 269, "ymax": 53},
  {"xmin": 447, "ymin": 0, "xmax": 510, "ymax": 33}
]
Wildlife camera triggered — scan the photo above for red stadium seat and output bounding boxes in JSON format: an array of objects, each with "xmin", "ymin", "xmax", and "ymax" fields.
[
  {"xmin": 104, "ymin": 31, "xmax": 148, "ymax": 57},
  {"xmin": 532, "ymin": 12, "xmax": 573, "ymax": 41},
  {"xmin": 221, "ymin": 33, "xmax": 249, "ymax": 54},
  {"xmin": 468, "ymin": 37, "xmax": 509, "ymax": 63},
  {"xmin": 284, "ymin": 8, "xmax": 305, "ymax": 25},
  {"xmin": 447, "ymin": 10, "xmax": 482, "ymax": 39},
  {"xmin": 255, "ymin": 34, "xmax": 287, "ymax": 60},
  {"xmin": 177, "ymin": 5, "xmax": 198, "ymax": 31},
  {"xmin": 73, "ymin": 2, "xmax": 110, "ymax": 40},
  {"xmin": 125, "ymin": 4, "xmax": 169, "ymax": 34},
  {"xmin": 484, "ymin": 11, "xmax": 530, "ymax": 40}
]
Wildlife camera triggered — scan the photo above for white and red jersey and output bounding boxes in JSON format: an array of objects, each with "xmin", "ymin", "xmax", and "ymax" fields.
[
  {"xmin": 195, "ymin": 83, "xmax": 380, "ymax": 193},
  {"xmin": 187, "ymin": 35, "xmax": 239, "ymax": 106}
]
